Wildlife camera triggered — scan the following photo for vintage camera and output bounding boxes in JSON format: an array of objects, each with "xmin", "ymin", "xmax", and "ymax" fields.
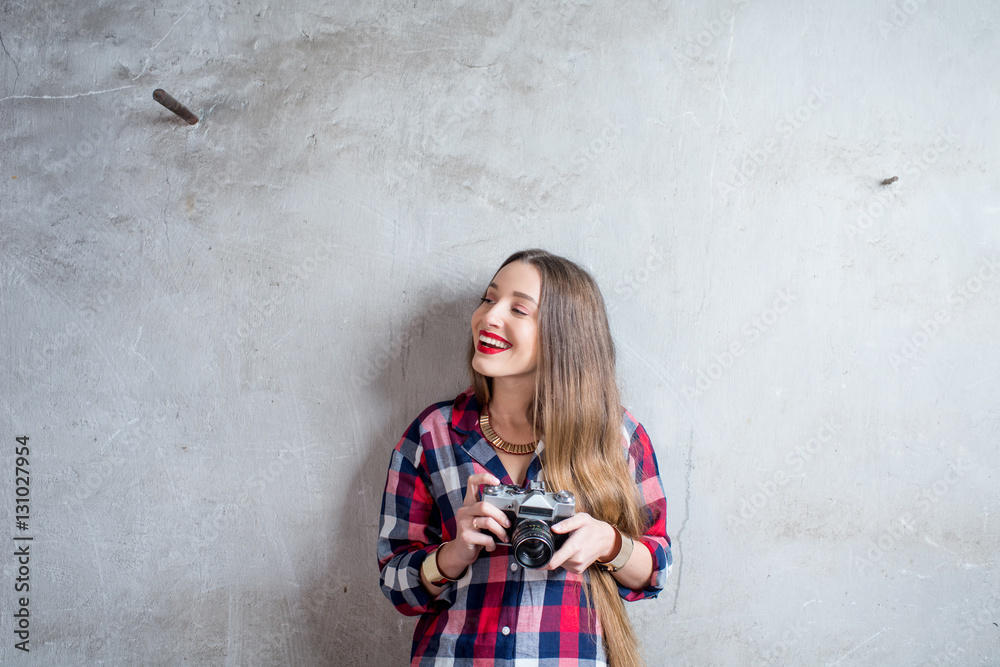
[{"xmin": 480, "ymin": 481, "xmax": 576, "ymax": 568}]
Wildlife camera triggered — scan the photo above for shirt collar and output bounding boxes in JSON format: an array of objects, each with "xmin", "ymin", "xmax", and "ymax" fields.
[
  {"xmin": 450, "ymin": 385, "xmax": 482, "ymax": 435},
  {"xmin": 452, "ymin": 386, "xmax": 546, "ymax": 484}
]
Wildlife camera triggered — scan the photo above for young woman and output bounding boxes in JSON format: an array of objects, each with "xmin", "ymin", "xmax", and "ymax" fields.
[{"xmin": 378, "ymin": 249, "xmax": 671, "ymax": 667}]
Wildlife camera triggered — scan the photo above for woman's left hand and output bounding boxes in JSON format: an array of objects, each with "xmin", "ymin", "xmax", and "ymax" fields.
[{"xmin": 543, "ymin": 513, "xmax": 617, "ymax": 574}]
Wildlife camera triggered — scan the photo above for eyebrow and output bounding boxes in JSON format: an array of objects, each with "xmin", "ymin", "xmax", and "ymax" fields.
[{"xmin": 488, "ymin": 282, "xmax": 538, "ymax": 305}]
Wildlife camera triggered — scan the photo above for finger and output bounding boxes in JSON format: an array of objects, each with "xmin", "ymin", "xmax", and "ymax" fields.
[
  {"xmin": 475, "ymin": 515, "xmax": 510, "ymax": 542},
  {"xmin": 462, "ymin": 524, "xmax": 502, "ymax": 552},
  {"xmin": 465, "ymin": 513, "xmax": 506, "ymax": 544},
  {"xmin": 544, "ymin": 544, "xmax": 570, "ymax": 571},
  {"xmin": 546, "ymin": 545, "xmax": 592, "ymax": 574},
  {"xmin": 551, "ymin": 512, "xmax": 590, "ymax": 534},
  {"xmin": 473, "ymin": 502, "xmax": 512, "ymax": 529},
  {"xmin": 464, "ymin": 472, "xmax": 502, "ymax": 505}
]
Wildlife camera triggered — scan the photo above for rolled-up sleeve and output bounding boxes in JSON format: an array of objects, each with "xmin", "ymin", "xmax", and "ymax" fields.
[
  {"xmin": 377, "ymin": 423, "xmax": 453, "ymax": 615},
  {"xmin": 619, "ymin": 415, "xmax": 672, "ymax": 602}
]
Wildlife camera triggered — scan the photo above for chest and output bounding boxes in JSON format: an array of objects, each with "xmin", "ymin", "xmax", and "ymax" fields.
[{"xmin": 493, "ymin": 449, "xmax": 533, "ymax": 486}]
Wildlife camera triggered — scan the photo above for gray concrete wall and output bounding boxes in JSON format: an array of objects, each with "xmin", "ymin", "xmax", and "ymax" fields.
[{"xmin": 2, "ymin": 0, "xmax": 998, "ymax": 664}]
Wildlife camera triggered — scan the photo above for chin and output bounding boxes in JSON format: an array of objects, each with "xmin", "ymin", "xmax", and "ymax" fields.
[
  {"xmin": 471, "ymin": 354, "xmax": 492, "ymax": 374},
  {"xmin": 471, "ymin": 357, "xmax": 502, "ymax": 377}
]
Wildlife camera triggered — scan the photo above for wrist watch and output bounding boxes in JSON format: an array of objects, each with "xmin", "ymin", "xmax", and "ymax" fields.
[{"xmin": 421, "ymin": 543, "xmax": 463, "ymax": 587}]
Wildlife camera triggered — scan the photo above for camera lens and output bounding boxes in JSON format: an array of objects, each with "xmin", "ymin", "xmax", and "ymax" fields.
[{"xmin": 511, "ymin": 519, "xmax": 555, "ymax": 569}]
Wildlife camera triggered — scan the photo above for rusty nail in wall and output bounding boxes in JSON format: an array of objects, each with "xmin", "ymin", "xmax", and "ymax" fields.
[{"xmin": 153, "ymin": 89, "xmax": 199, "ymax": 125}]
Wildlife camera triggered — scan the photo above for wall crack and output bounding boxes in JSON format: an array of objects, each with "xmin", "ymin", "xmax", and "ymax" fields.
[{"xmin": 0, "ymin": 31, "xmax": 21, "ymax": 94}]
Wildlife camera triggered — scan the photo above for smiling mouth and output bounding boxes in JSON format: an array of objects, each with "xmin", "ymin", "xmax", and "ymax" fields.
[{"xmin": 477, "ymin": 332, "xmax": 512, "ymax": 353}]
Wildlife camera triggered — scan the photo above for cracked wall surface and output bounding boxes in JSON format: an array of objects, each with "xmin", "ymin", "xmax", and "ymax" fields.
[{"xmin": 1, "ymin": 0, "xmax": 999, "ymax": 664}]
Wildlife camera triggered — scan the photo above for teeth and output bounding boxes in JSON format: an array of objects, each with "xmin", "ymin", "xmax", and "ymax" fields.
[{"xmin": 479, "ymin": 334, "xmax": 511, "ymax": 350}]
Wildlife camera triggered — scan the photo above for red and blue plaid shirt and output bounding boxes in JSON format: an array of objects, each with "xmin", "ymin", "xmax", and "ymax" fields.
[{"xmin": 378, "ymin": 387, "xmax": 672, "ymax": 666}]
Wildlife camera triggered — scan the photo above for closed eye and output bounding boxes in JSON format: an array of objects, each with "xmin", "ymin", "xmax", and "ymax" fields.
[{"xmin": 480, "ymin": 294, "xmax": 531, "ymax": 316}]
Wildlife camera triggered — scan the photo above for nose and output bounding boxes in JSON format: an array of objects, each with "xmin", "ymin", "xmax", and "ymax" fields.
[{"xmin": 482, "ymin": 301, "xmax": 504, "ymax": 328}]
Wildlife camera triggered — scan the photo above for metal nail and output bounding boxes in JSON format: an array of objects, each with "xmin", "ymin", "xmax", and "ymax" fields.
[{"xmin": 153, "ymin": 89, "xmax": 199, "ymax": 125}]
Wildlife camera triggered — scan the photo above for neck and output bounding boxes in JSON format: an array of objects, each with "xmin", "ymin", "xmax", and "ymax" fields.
[{"xmin": 488, "ymin": 375, "xmax": 535, "ymax": 430}]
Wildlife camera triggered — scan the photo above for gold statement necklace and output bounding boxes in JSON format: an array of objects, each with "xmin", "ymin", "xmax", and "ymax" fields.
[{"xmin": 479, "ymin": 406, "xmax": 537, "ymax": 456}]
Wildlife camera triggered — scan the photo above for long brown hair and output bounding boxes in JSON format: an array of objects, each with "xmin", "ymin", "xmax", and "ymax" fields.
[{"xmin": 468, "ymin": 249, "xmax": 648, "ymax": 667}]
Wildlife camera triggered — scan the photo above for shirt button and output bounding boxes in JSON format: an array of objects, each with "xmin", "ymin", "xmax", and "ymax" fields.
[
  {"xmin": 501, "ymin": 626, "xmax": 510, "ymax": 636},
  {"xmin": 509, "ymin": 563, "xmax": 518, "ymax": 572}
]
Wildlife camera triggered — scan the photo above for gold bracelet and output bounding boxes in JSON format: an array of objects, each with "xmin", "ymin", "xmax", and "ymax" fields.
[
  {"xmin": 421, "ymin": 543, "xmax": 464, "ymax": 587},
  {"xmin": 597, "ymin": 526, "xmax": 635, "ymax": 573},
  {"xmin": 596, "ymin": 525, "xmax": 622, "ymax": 564}
]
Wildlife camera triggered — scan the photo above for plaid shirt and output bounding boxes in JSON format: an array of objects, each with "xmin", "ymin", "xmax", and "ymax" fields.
[{"xmin": 378, "ymin": 387, "xmax": 672, "ymax": 666}]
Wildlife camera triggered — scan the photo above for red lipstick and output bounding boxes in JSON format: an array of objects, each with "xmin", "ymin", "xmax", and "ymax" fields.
[{"xmin": 476, "ymin": 330, "xmax": 511, "ymax": 355}]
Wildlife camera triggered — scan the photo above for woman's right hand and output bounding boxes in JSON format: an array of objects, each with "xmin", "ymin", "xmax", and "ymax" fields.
[{"xmin": 436, "ymin": 472, "xmax": 511, "ymax": 579}]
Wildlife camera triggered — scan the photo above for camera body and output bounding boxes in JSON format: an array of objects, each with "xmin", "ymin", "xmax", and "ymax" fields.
[{"xmin": 480, "ymin": 481, "xmax": 575, "ymax": 568}]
